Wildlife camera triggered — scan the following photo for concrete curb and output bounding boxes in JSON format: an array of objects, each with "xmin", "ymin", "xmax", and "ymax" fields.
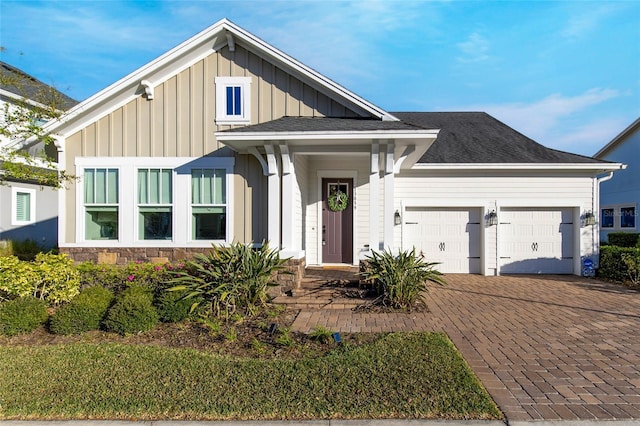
[{"xmin": 0, "ymin": 420, "xmax": 507, "ymax": 426}]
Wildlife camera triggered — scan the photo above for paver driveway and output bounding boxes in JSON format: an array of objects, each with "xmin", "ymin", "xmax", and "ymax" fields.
[{"xmin": 290, "ymin": 274, "xmax": 640, "ymax": 422}]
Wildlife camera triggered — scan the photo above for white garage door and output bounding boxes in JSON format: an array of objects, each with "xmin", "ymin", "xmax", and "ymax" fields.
[
  {"xmin": 403, "ymin": 207, "xmax": 481, "ymax": 274},
  {"xmin": 500, "ymin": 208, "xmax": 574, "ymax": 274}
]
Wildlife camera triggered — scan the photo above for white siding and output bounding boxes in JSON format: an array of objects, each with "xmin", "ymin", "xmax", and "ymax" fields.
[
  {"xmin": 294, "ymin": 155, "xmax": 309, "ymax": 253},
  {"xmin": 395, "ymin": 171, "xmax": 596, "ymax": 275}
]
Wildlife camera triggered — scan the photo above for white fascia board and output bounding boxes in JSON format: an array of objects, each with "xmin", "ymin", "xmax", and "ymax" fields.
[
  {"xmin": 0, "ymin": 88, "xmax": 59, "ymax": 111},
  {"xmin": 594, "ymin": 117, "xmax": 640, "ymax": 158},
  {"xmin": 413, "ymin": 162, "xmax": 625, "ymax": 171},
  {"xmin": 216, "ymin": 129, "xmax": 439, "ymax": 142},
  {"xmin": 223, "ymin": 20, "xmax": 396, "ymax": 121},
  {"xmin": 44, "ymin": 18, "xmax": 396, "ymax": 138},
  {"xmin": 43, "ymin": 21, "xmax": 230, "ymax": 138}
]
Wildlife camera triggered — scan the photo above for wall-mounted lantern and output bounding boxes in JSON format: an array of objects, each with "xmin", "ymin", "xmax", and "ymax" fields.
[
  {"xmin": 488, "ymin": 210, "xmax": 498, "ymax": 226},
  {"xmin": 394, "ymin": 210, "xmax": 401, "ymax": 226},
  {"xmin": 584, "ymin": 211, "xmax": 596, "ymax": 226}
]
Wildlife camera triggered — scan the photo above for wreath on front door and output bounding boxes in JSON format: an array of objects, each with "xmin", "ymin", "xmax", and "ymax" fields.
[{"xmin": 328, "ymin": 189, "xmax": 349, "ymax": 212}]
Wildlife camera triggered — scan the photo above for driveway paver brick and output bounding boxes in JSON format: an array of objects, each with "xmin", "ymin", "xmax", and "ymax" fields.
[{"xmin": 287, "ymin": 273, "xmax": 640, "ymax": 422}]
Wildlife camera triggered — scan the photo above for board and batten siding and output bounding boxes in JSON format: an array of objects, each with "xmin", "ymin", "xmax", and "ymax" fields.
[
  {"xmin": 61, "ymin": 43, "xmax": 363, "ymax": 245},
  {"xmin": 394, "ymin": 172, "xmax": 596, "ymax": 275}
]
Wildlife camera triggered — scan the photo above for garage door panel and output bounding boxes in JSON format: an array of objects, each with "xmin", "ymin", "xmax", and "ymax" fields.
[
  {"xmin": 500, "ymin": 208, "xmax": 574, "ymax": 274},
  {"xmin": 404, "ymin": 207, "xmax": 481, "ymax": 274}
]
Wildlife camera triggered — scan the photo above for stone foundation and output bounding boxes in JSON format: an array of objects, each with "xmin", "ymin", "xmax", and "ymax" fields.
[
  {"xmin": 270, "ymin": 257, "xmax": 306, "ymax": 297},
  {"xmin": 60, "ymin": 247, "xmax": 306, "ymax": 289}
]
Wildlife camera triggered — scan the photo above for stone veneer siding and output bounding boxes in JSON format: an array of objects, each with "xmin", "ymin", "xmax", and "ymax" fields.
[{"xmin": 60, "ymin": 247, "xmax": 306, "ymax": 289}]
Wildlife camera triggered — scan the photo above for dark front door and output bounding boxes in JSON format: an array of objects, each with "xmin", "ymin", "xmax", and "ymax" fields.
[{"xmin": 322, "ymin": 178, "xmax": 353, "ymax": 264}]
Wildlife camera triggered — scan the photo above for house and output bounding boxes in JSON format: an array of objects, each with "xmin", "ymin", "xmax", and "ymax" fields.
[
  {"xmin": 594, "ymin": 117, "xmax": 639, "ymax": 243},
  {"xmin": 40, "ymin": 19, "xmax": 623, "ymax": 284},
  {"xmin": 0, "ymin": 61, "xmax": 77, "ymax": 249}
]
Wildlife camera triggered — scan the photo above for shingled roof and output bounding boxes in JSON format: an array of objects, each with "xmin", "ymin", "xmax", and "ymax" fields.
[
  {"xmin": 393, "ymin": 112, "xmax": 605, "ymax": 164},
  {"xmin": 221, "ymin": 116, "xmax": 424, "ymax": 132},
  {"xmin": 221, "ymin": 112, "xmax": 610, "ymax": 164},
  {"xmin": 0, "ymin": 61, "xmax": 77, "ymax": 110}
]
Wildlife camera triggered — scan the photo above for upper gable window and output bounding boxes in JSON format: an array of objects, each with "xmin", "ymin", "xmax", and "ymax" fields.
[{"xmin": 215, "ymin": 77, "xmax": 251, "ymax": 125}]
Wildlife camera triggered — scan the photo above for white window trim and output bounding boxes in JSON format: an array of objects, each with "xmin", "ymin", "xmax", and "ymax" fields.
[
  {"xmin": 73, "ymin": 157, "xmax": 234, "ymax": 248},
  {"xmin": 215, "ymin": 76, "xmax": 252, "ymax": 125},
  {"xmin": 600, "ymin": 206, "xmax": 616, "ymax": 229},
  {"xmin": 11, "ymin": 186, "xmax": 36, "ymax": 226},
  {"xmin": 601, "ymin": 204, "xmax": 637, "ymax": 230},
  {"xmin": 620, "ymin": 205, "xmax": 637, "ymax": 230},
  {"xmin": 80, "ymin": 166, "xmax": 121, "ymax": 242}
]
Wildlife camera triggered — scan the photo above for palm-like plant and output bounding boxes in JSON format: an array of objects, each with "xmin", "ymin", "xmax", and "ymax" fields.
[
  {"xmin": 360, "ymin": 248, "xmax": 445, "ymax": 309},
  {"xmin": 167, "ymin": 242, "xmax": 288, "ymax": 319}
]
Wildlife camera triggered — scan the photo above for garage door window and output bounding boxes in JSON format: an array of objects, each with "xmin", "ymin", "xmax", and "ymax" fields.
[
  {"xmin": 621, "ymin": 207, "xmax": 636, "ymax": 229},
  {"xmin": 601, "ymin": 208, "xmax": 614, "ymax": 228}
]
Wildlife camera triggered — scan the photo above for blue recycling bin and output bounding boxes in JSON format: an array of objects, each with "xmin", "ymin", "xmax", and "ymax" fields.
[{"xmin": 582, "ymin": 258, "xmax": 595, "ymax": 277}]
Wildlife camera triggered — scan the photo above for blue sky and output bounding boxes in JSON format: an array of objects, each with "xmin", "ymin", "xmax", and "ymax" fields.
[{"xmin": 1, "ymin": 0, "xmax": 638, "ymax": 156}]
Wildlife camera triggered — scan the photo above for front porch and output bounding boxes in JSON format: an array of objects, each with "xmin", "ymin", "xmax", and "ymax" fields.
[
  {"xmin": 218, "ymin": 116, "xmax": 440, "ymax": 282},
  {"xmin": 272, "ymin": 266, "xmax": 366, "ymax": 309}
]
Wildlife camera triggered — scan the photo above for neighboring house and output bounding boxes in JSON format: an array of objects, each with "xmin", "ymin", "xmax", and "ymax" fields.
[
  {"xmin": 41, "ymin": 19, "xmax": 623, "ymax": 282},
  {"xmin": 594, "ymin": 117, "xmax": 640, "ymax": 243},
  {"xmin": 0, "ymin": 61, "xmax": 77, "ymax": 249}
]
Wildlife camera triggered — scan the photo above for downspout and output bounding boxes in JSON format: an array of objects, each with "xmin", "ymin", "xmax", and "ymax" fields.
[{"xmin": 593, "ymin": 171, "xmax": 616, "ymax": 267}]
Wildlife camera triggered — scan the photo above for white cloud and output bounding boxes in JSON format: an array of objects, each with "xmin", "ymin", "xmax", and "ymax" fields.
[
  {"xmin": 456, "ymin": 88, "xmax": 626, "ymax": 155},
  {"xmin": 475, "ymin": 88, "xmax": 620, "ymax": 138},
  {"xmin": 456, "ymin": 32, "xmax": 490, "ymax": 63},
  {"xmin": 561, "ymin": 4, "xmax": 619, "ymax": 40}
]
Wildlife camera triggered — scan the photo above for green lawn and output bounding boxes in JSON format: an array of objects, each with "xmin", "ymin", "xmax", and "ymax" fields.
[{"xmin": 0, "ymin": 332, "xmax": 502, "ymax": 420}]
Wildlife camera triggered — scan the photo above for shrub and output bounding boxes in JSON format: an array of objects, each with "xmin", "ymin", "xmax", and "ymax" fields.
[
  {"xmin": 608, "ymin": 233, "xmax": 640, "ymax": 248},
  {"xmin": 0, "ymin": 253, "xmax": 80, "ymax": 305},
  {"xmin": 360, "ymin": 248, "xmax": 446, "ymax": 309},
  {"xmin": 154, "ymin": 289, "xmax": 200, "ymax": 323},
  {"xmin": 168, "ymin": 242, "xmax": 288, "ymax": 319},
  {"xmin": 598, "ymin": 245, "xmax": 637, "ymax": 282},
  {"xmin": 621, "ymin": 245, "xmax": 640, "ymax": 286},
  {"xmin": 103, "ymin": 285, "xmax": 159, "ymax": 335},
  {"xmin": 49, "ymin": 286, "xmax": 114, "ymax": 335},
  {"xmin": 77, "ymin": 261, "xmax": 182, "ymax": 293},
  {"xmin": 0, "ymin": 296, "xmax": 48, "ymax": 336},
  {"xmin": 10, "ymin": 239, "xmax": 46, "ymax": 261}
]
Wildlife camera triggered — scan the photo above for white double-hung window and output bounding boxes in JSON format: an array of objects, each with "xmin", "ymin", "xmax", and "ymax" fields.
[
  {"xmin": 75, "ymin": 157, "xmax": 233, "ymax": 246},
  {"xmin": 215, "ymin": 77, "xmax": 251, "ymax": 125},
  {"xmin": 84, "ymin": 168, "xmax": 119, "ymax": 240},
  {"xmin": 138, "ymin": 168, "xmax": 173, "ymax": 240},
  {"xmin": 191, "ymin": 168, "xmax": 226, "ymax": 240}
]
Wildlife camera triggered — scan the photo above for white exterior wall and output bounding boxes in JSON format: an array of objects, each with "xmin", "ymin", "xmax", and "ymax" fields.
[{"xmin": 394, "ymin": 171, "xmax": 596, "ymax": 275}]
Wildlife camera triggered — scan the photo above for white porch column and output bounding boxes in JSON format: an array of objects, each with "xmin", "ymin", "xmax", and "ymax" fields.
[
  {"xmin": 280, "ymin": 143, "xmax": 295, "ymax": 252},
  {"xmin": 265, "ymin": 143, "xmax": 281, "ymax": 249},
  {"xmin": 369, "ymin": 142, "xmax": 380, "ymax": 252},
  {"xmin": 383, "ymin": 143, "xmax": 395, "ymax": 250}
]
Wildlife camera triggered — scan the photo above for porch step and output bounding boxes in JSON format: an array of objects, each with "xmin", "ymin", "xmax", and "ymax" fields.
[{"xmin": 272, "ymin": 294, "xmax": 367, "ymax": 310}]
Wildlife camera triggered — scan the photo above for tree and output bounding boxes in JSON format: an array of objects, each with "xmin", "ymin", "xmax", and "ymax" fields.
[{"xmin": 0, "ymin": 56, "xmax": 77, "ymax": 188}]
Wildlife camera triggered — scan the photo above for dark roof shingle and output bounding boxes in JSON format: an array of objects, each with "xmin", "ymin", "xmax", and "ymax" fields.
[
  {"xmin": 0, "ymin": 61, "xmax": 78, "ymax": 110},
  {"xmin": 222, "ymin": 116, "xmax": 424, "ymax": 132},
  {"xmin": 392, "ymin": 112, "xmax": 605, "ymax": 164}
]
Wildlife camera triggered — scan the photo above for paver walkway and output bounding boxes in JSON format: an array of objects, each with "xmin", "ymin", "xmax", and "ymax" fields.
[{"xmin": 285, "ymin": 272, "xmax": 640, "ymax": 422}]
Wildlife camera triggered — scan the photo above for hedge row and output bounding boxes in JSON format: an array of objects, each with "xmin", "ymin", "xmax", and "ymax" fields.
[
  {"xmin": 607, "ymin": 232, "xmax": 640, "ymax": 248},
  {"xmin": 598, "ymin": 245, "xmax": 638, "ymax": 282}
]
